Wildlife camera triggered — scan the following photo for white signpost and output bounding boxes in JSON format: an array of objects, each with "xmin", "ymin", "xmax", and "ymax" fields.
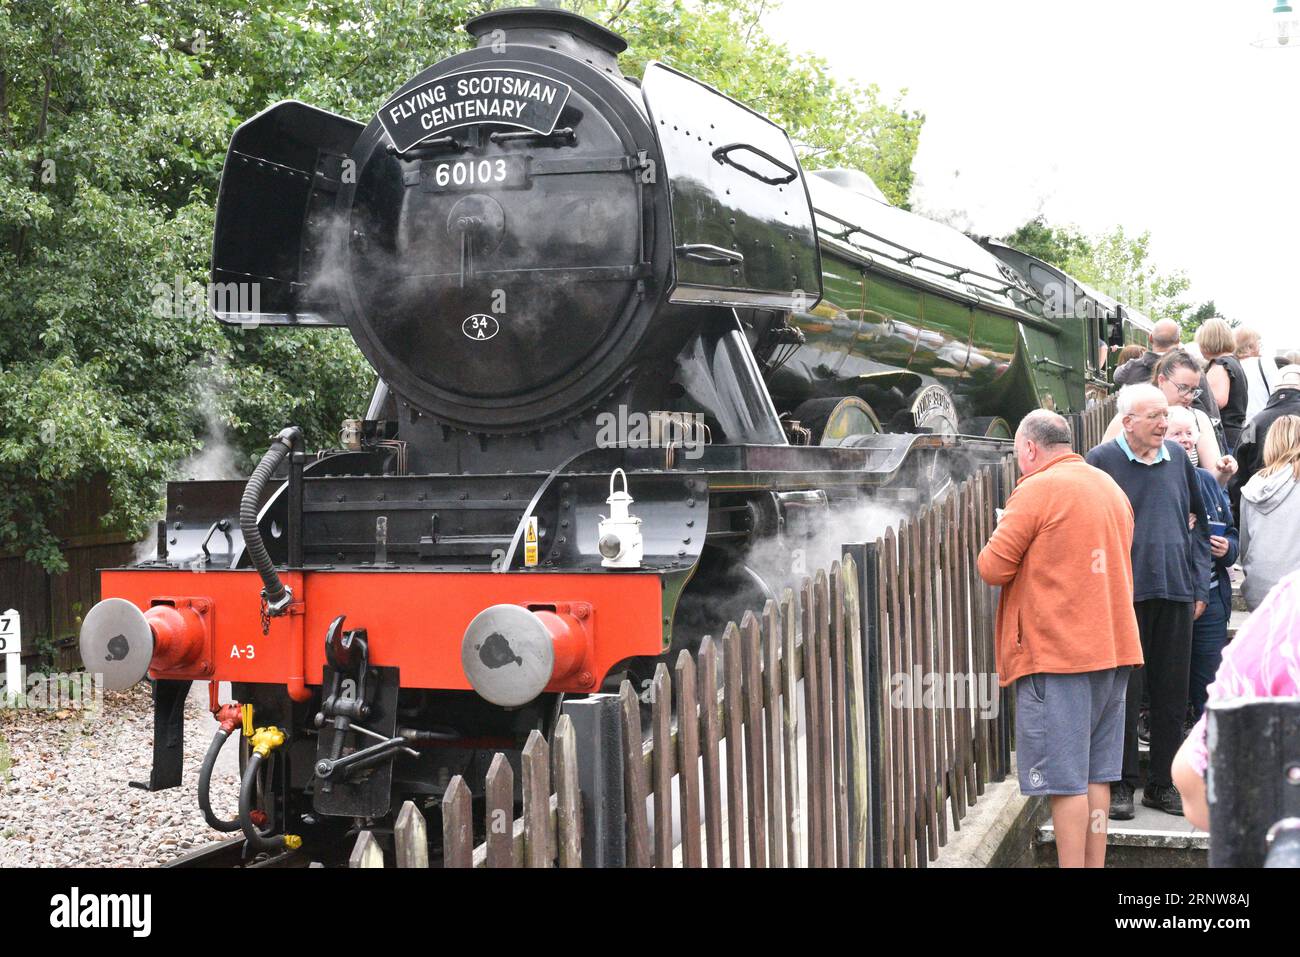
[{"xmin": 0, "ymin": 608, "xmax": 20, "ymax": 706}]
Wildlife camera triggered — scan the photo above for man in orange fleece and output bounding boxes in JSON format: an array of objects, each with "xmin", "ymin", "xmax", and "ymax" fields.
[{"xmin": 978, "ymin": 410, "xmax": 1143, "ymax": 867}]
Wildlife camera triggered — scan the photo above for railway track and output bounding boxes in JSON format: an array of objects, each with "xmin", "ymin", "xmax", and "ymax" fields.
[
  {"xmin": 162, "ymin": 832, "xmax": 442, "ymax": 868},
  {"xmin": 162, "ymin": 836, "xmax": 314, "ymax": 868}
]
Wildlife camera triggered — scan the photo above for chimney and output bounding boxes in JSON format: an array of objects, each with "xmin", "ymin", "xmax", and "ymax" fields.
[{"xmin": 465, "ymin": 6, "xmax": 628, "ymax": 75}]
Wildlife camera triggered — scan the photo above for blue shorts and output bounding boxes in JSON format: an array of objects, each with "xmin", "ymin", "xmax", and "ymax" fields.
[{"xmin": 1015, "ymin": 667, "xmax": 1130, "ymax": 796}]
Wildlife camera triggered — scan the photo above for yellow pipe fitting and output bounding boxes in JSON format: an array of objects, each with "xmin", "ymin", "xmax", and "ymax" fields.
[
  {"xmin": 242, "ymin": 703, "xmax": 254, "ymax": 738},
  {"xmin": 283, "ymin": 834, "xmax": 303, "ymax": 850},
  {"xmin": 250, "ymin": 725, "xmax": 285, "ymax": 758}
]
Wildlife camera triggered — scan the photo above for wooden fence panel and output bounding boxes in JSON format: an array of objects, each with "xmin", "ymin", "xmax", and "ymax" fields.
[
  {"xmin": 652, "ymin": 663, "xmax": 674, "ymax": 868},
  {"xmin": 553, "ymin": 715, "xmax": 582, "ymax": 868},
  {"xmin": 442, "ymin": 776, "xmax": 474, "ymax": 868},
  {"xmin": 619, "ymin": 681, "xmax": 653, "ymax": 868},
  {"xmin": 815, "ymin": 570, "xmax": 836, "ymax": 868},
  {"xmin": 800, "ymin": 577, "xmax": 823, "ymax": 868},
  {"xmin": 826, "ymin": 565, "xmax": 850, "ymax": 868},
  {"xmin": 979, "ymin": 469, "xmax": 998, "ymax": 783},
  {"xmin": 959, "ymin": 479, "xmax": 979, "ymax": 803},
  {"xmin": 349, "ymin": 830, "xmax": 384, "ymax": 868},
  {"xmin": 944, "ymin": 492, "xmax": 967, "ymax": 825},
  {"xmin": 485, "ymin": 753, "xmax": 518, "ymax": 868},
  {"xmin": 722, "ymin": 622, "xmax": 749, "ymax": 868},
  {"xmin": 395, "ymin": 799, "xmax": 429, "ymax": 868},
  {"xmin": 742, "ymin": 610, "xmax": 768, "ymax": 868},
  {"xmin": 919, "ymin": 508, "xmax": 938, "ymax": 863},
  {"xmin": 522, "ymin": 730, "xmax": 553, "ymax": 868},
  {"xmin": 972, "ymin": 478, "xmax": 987, "ymax": 800},
  {"xmin": 780, "ymin": 588, "xmax": 802, "ymax": 867},
  {"xmin": 698, "ymin": 637, "xmax": 724, "ymax": 868},
  {"xmin": 674, "ymin": 651, "xmax": 703, "ymax": 868},
  {"xmin": 762, "ymin": 599, "xmax": 786, "ymax": 868},
  {"xmin": 901, "ymin": 519, "xmax": 919, "ymax": 867},
  {"xmin": 842, "ymin": 555, "xmax": 870, "ymax": 867},
  {"xmin": 884, "ymin": 526, "xmax": 904, "ymax": 867},
  {"xmin": 880, "ymin": 530, "xmax": 896, "ymax": 868},
  {"xmin": 934, "ymin": 497, "xmax": 953, "ymax": 841}
]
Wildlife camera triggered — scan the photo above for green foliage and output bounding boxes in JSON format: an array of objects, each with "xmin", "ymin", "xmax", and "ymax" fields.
[
  {"xmin": 0, "ymin": 1, "xmax": 384, "ymax": 570},
  {"xmin": 581, "ymin": 0, "xmax": 923, "ymax": 205},
  {"xmin": 1002, "ymin": 217, "xmax": 1193, "ymax": 329},
  {"xmin": 1002, "ymin": 217, "xmax": 1095, "ymax": 271},
  {"xmin": 1, "ymin": 0, "xmax": 920, "ymax": 571},
  {"xmin": 1179, "ymin": 299, "xmax": 1233, "ymax": 342}
]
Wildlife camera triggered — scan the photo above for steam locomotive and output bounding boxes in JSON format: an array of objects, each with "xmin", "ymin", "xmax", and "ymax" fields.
[{"xmin": 79, "ymin": 6, "xmax": 1149, "ymax": 859}]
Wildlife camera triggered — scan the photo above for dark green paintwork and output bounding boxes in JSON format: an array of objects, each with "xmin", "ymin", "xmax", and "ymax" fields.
[{"xmin": 768, "ymin": 239, "xmax": 1150, "ymax": 432}]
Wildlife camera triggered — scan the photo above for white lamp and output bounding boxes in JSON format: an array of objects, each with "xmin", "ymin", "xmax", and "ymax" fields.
[{"xmin": 1252, "ymin": 2, "xmax": 1300, "ymax": 47}]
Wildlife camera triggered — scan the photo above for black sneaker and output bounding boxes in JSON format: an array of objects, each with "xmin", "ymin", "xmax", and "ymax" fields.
[
  {"xmin": 1110, "ymin": 782, "xmax": 1135, "ymax": 820},
  {"xmin": 1142, "ymin": 783, "xmax": 1184, "ymax": 816}
]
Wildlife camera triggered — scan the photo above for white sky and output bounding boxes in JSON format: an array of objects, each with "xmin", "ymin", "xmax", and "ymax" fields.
[{"xmin": 766, "ymin": 0, "xmax": 1299, "ymax": 350}]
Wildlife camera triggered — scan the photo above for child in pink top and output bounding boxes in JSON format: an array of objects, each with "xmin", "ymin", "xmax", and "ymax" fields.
[{"xmin": 1173, "ymin": 568, "xmax": 1300, "ymax": 829}]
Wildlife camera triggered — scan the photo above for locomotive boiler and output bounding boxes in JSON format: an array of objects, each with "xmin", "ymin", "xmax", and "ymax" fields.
[{"xmin": 78, "ymin": 6, "xmax": 1143, "ymax": 861}]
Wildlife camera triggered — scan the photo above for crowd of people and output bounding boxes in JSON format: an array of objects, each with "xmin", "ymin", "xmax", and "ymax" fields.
[{"xmin": 977, "ymin": 319, "xmax": 1300, "ymax": 866}]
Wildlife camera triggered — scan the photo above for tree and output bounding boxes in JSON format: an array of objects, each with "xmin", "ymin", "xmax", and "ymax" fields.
[
  {"xmin": 0, "ymin": 0, "xmax": 922, "ymax": 571},
  {"xmin": 584, "ymin": 0, "xmax": 924, "ymax": 206},
  {"xmin": 1002, "ymin": 218, "xmax": 1094, "ymax": 273},
  {"xmin": 1001, "ymin": 219, "xmax": 1193, "ymax": 328},
  {"xmin": 1178, "ymin": 300, "xmax": 1234, "ymax": 342}
]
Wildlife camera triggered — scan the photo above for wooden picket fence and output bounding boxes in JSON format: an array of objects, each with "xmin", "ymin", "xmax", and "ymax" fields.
[
  {"xmin": 1070, "ymin": 394, "xmax": 1117, "ymax": 454},
  {"xmin": 618, "ymin": 561, "xmax": 869, "ymax": 868},
  {"xmin": 350, "ymin": 457, "xmax": 1018, "ymax": 869},
  {"xmin": 351, "ymin": 720, "xmax": 584, "ymax": 868},
  {"xmin": 865, "ymin": 457, "xmax": 1016, "ymax": 868}
]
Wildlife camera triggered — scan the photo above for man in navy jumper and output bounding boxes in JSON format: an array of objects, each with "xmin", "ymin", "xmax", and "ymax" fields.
[{"xmin": 1086, "ymin": 383, "xmax": 1213, "ymax": 818}]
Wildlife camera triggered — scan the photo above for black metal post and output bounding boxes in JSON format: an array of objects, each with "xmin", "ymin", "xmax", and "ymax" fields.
[
  {"xmin": 1208, "ymin": 699, "xmax": 1300, "ymax": 867},
  {"xmin": 843, "ymin": 541, "xmax": 881, "ymax": 868},
  {"xmin": 288, "ymin": 444, "xmax": 304, "ymax": 568},
  {"xmin": 129, "ymin": 678, "xmax": 192, "ymax": 791},
  {"xmin": 561, "ymin": 693, "xmax": 626, "ymax": 868}
]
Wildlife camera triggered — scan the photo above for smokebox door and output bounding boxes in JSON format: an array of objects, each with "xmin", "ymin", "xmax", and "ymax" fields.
[{"xmin": 641, "ymin": 62, "xmax": 822, "ymax": 312}]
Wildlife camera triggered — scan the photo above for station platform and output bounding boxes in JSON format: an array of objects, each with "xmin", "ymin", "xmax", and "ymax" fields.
[{"xmin": 1034, "ymin": 582, "xmax": 1250, "ymax": 867}]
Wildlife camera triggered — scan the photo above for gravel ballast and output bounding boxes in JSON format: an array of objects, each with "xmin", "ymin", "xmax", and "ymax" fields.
[{"xmin": 0, "ymin": 680, "xmax": 239, "ymax": 867}]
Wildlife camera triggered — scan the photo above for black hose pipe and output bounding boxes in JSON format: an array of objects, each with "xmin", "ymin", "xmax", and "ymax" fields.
[
  {"xmin": 198, "ymin": 727, "xmax": 242, "ymax": 833},
  {"xmin": 238, "ymin": 752, "xmax": 284, "ymax": 852},
  {"xmin": 240, "ymin": 426, "xmax": 301, "ymax": 610}
]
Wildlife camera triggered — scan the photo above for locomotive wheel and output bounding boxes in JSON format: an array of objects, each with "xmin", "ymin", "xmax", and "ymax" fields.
[
  {"xmin": 959, "ymin": 416, "xmax": 1013, "ymax": 439},
  {"xmin": 791, "ymin": 396, "xmax": 882, "ymax": 445}
]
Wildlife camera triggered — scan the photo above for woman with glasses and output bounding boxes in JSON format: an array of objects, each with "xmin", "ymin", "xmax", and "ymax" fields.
[{"xmin": 1102, "ymin": 349, "xmax": 1239, "ymax": 487}]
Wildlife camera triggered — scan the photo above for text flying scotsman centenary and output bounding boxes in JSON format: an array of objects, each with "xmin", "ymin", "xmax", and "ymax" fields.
[{"xmin": 379, "ymin": 68, "xmax": 572, "ymax": 151}]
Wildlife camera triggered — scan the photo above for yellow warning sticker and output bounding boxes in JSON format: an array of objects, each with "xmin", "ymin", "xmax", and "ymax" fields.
[{"xmin": 524, "ymin": 516, "xmax": 539, "ymax": 566}]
